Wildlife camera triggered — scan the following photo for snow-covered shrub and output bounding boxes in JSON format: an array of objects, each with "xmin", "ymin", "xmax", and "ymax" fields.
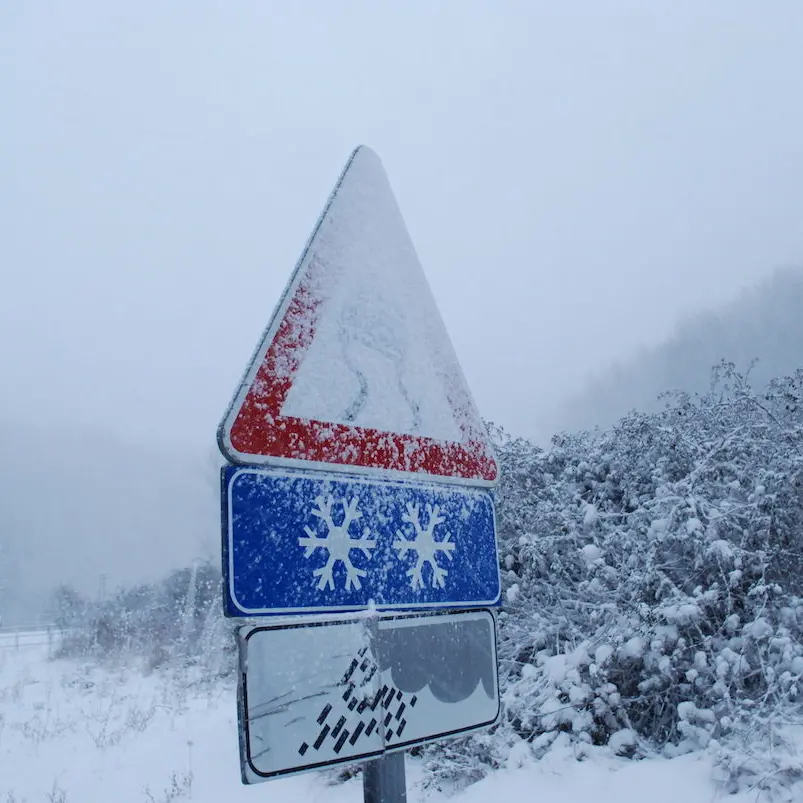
[
  {"xmin": 425, "ymin": 362, "xmax": 803, "ymax": 794},
  {"xmin": 50, "ymin": 560, "xmax": 233, "ymax": 675}
]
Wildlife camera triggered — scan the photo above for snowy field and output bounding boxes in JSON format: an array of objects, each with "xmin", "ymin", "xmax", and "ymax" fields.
[{"xmin": 0, "ymin": 631, "xmax": 781, "ymax": 803}]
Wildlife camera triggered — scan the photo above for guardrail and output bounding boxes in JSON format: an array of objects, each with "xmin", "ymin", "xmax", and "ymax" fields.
[{"xmin": 0, "ymin": 623, "xmax": 66, "ymax": 652}]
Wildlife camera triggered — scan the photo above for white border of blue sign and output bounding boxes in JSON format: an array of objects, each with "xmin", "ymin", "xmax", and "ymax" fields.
[{"xmin": 222, "ymin": 466, "xmax": 502, "ymax": 617}]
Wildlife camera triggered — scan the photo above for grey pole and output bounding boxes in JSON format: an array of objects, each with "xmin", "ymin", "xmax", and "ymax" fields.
[{"xmin": 363, "ymin": 751, "xmax": 407, "ymax": 803}]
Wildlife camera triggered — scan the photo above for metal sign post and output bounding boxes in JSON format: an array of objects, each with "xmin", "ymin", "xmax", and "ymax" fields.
[
  {"xmin": 363, "ymin": 752, "xmax": 407, "ymax": 803},
  {"xmin": 363, "ymin": 612, "xmax": 406, "ymax": 803}
]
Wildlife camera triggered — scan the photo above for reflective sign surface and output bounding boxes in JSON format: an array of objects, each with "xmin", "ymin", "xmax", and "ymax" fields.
[
  {"xmin": 237, "ymin": 609, "xmax": 499, "ymax": 782},
  {"xmin": 217, "ymin": 146, "xmax": 498, "ymax": 486},
  {"xmin": 223, "ymin": 466, "xmax": 500, "ymax": 616}
]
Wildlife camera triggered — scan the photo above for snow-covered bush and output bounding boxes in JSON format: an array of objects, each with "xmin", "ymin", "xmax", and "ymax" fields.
[
  {"xmin": 43, "ymin": 360, "xmax": 803, "ymax": 796},
  {"xmin": 426, "ymin": 362, "xmax": 803, "ymax": 795},
  {"xmin": 51, "ymin": 560, "xmax": 233, "ymax": 676}
]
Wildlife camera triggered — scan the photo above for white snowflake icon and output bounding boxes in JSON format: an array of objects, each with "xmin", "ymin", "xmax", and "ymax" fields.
[
  {"xmin": 394, "ymin": 502, "xmax": 455, "ymax": 590},
  {"xmin": 298, "ymin": 496, "xmax": 376, "ymax": 591}
]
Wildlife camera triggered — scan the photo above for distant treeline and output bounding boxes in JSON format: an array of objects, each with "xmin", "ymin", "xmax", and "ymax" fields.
[{"xmin": 548, "ymin": 266, "xmax": 803, "ymax": 437}]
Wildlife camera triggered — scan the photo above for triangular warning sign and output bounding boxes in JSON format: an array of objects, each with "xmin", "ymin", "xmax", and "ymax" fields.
[{"xmin": 217, "ymin": 146, "xmax": 498, "ymax": 486}]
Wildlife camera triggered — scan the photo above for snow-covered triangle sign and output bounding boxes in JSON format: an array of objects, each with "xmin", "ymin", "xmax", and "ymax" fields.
[{"xmin": 218, "ymin": 146, "xmax": 498, "ymax": 487}]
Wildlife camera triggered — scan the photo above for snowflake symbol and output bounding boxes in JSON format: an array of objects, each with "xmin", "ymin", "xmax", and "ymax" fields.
[
  {"xmin": 394, "ymin": 502, "xmax": 455, "ymax": 590},
  {"xmin": 298, "ymin": 496, "xmax": 376, "ymax": 591}
]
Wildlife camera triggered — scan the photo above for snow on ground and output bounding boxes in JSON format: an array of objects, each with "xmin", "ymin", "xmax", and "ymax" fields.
[{"xmin": 0, "ymin": 633, "xmax": 779, "ymax": 802}]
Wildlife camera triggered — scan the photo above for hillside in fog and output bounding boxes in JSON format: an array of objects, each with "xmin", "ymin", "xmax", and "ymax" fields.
[
  {"xmin": 0, "ymin": 421, "xmax": 219, "ymax": 623},
  {"xmin": 546, "ymin": 266, "xmax": 803, "ymax": 436}
]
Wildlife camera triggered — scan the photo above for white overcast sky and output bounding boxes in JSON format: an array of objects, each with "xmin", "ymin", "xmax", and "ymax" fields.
[{"xmin": 2, "ymin": 2, "xmax": 803, "ymax": 448}]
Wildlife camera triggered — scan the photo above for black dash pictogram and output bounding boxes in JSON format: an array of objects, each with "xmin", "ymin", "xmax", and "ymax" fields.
[
  {"xmin": 371, "ymin": 686, "xmax": 388, "ymax": 710},
  {"xmin": 334, "ymin": 729, "xmax": 350, "ymax": 753},
  {"xmin": 349, "ymin": 721, "xmax": 366, "ymax": 745},
  {"xmin": 341, "ymin": 659, "xmax": 359, "ymax": 684},
  {"xmin": 348, "ymin": 696, "xmax": 358, "ymax": 711},
  {"xmin": 395, "ymin": 702, "xmax": 406, "ymax": 720},
  {"xmin": 365, "ymin": 718, "xmax": 377, "ymax": 736},
  {"xmin": 299, "ymin": 742, "xmax": 309, "ymax": 756},
  {"xmin": 384, "ymin": 711, "xmax": 393, "ymax": 727},
  {"xmin": 313, "ymin": 725, "xmax": 330, "ymax": 750},
  {"xmin": 396, "ymin": 720, "xmax": 406, "ymax": 738},
  {"xmin": 409, "ymin": 695, "xmax": 418, "ymax": 707},
  {"xmin": 386, "ymin": 728, "xmax": 394, "ymax": 742},
  {"xmin": 331, "ymin": 716, "xmax": 347, "ymax": 739},
  {"xmin": 317, "ymin": 703, "xmax": 332, "ymax": 725},
  {"xmin": 341, "ymin": 682, "xmax": 355, "ymax": 701}
]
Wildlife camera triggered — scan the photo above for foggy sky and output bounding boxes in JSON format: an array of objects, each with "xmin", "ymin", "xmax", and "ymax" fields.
[{"xmin": 2, "ymin": 2, "xmax": 803, "ymax": 447}]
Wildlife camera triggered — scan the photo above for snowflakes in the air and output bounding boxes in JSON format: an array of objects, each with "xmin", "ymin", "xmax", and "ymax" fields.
[
  {"xmin": 298, "ymin": 496, "xmax": 376, "ymax": 591},
  {"xmin": 394, "ymin": 502, "xmax": 455, "ymax": 590}
]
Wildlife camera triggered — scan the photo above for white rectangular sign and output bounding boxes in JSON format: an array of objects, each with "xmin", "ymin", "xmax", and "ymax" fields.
[{"xmin": 236, "ymin": 609, "xmax": 499, "ymax": 783}]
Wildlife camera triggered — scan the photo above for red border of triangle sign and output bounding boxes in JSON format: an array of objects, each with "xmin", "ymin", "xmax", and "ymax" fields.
[{"xmin": 217, "ymin": 146, "xmax": 499, "ymax": 487}]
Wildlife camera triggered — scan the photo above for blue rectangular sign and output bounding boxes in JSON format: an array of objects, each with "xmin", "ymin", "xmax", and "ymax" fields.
[{"xmin": 222, "ymin": 466, "xmax": 500, "ymax": 616}]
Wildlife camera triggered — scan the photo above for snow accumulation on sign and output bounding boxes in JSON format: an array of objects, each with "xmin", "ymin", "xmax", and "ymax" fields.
[
  {"xmin": 237, "ymin": 609, "xmax": 500, "ymax": 782},
  {"xmin": 217, "ymin": 145, "xmax": 499, "ymax": 487},
  {"xmin": 221, "ymin": 465, "xmax": 501, "ymax": 616}
]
